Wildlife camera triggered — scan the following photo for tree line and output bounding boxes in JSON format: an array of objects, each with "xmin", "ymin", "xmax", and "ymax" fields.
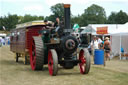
[{"xmin": 0, "ymin": 3, "xmax": 128, "ymax": 31}]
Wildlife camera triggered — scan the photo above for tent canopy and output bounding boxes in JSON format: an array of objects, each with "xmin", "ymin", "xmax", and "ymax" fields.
[
  {"xmin": 110, "ymin": 22, "xmax": 128, "ymax": 59},
  {"xmin": 111, "ymin": 22, "xmax": 128, "ymax": 34},
  {"xmin": 81, "ymin": 26, "xmax": 96, "ymax": 34},
  {"xmin": 81, "ymin": 24, "xmax": 123, "ymax": 35}
]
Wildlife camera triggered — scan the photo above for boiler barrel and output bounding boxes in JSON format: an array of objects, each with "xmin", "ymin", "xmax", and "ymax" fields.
[{"xmin": 94, "ymin": 49, "xmax": 104, "ymax": 65}]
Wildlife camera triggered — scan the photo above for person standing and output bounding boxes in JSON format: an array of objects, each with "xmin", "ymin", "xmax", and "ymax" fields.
[
  {"xmin": 97, "ymin": 37, "xmax": 103, "ymax": 49},
  {"xmin": 0, "ymin": 37, "xmax": 2, "ymax": 47},
  {"xmin": 103, "ymin": 37, "xmax": 111, "ymax": 60},
  {"xmin": 91, "ymin": 36, "xmax": 99, "ymax": 56}
]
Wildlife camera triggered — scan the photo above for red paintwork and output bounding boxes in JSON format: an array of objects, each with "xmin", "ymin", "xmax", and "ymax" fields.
[
  {"xmin": 30, "ymin": 38, "xmax": 36, "ymax": 70},
  {"xmin": 10, "ymin": 25, "xmax": 44, "ymax": 53},
  {"xmin": 79, "ymin": 49, "xmax": 86, "ymax": 74},
  {"xmin": 48, "ymin": 50, "xmax": 54, "ymax": 75},
  {"xmin": 26, "ymin": 26, "xmax": 42, "ymax": 50}
]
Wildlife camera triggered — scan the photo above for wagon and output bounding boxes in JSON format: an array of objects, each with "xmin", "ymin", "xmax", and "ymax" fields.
[{"xmin": 10, "ymin": 21, "xmax": 47, "ymax": 64}]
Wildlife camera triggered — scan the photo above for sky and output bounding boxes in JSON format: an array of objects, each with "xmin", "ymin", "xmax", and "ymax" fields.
[{"xmin": 0, "ymin": 0, "xmax": 128, "ymax": 17}]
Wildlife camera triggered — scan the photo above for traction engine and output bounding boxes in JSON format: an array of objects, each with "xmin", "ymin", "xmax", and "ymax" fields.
[{"xmin": 29, "ymin": 4, "xmax": 91, "ymax": 76}]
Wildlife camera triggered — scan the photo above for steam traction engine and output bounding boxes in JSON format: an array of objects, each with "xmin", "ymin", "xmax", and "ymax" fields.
[{"xmin": 29, "ymin": 4, "xmax": 91, "ymax": 76}]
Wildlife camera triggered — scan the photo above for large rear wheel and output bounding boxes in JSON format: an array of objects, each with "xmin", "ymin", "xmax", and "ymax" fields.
[
  {"xmin": 79, "ymin": 48, "xmax": 91, "ymax": 74},
  {"xmin": 48, "ymin": 49, "xmax": 58, "ymax": 76},
  {"xmin": 29, "ymin": 37, "xmax": 44, "ymax": 70}
]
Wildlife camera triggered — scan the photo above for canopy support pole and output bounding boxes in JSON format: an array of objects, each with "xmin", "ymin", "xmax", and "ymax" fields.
[{"xmin": 119, "ymin": 33, "xmax": 121, "ymax": 60}]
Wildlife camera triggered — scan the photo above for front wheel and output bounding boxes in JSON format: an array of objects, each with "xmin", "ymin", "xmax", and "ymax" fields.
[
  {"xmin": 79, "ymin": 48, "xmax": 91, "ymax": 74},
  {"xmin": 48, "ymin": 49, "xmax": 58, "ymax": 76}
]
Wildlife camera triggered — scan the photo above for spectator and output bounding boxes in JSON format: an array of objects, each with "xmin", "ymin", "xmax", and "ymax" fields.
[
  {"xmin": 103, "ymin": 37, "xmax": 111, "ymax": 61},
  {"xmin": 97, "ymin": 37, "xmax": 103, "ymax": 49},
  {"xmin": 1, "ymin": 37, "xmax": 5, "ymax": 45},
  {"xmin": 0, "ymin": 37, "xmax": 2, "ymax": 47},
  {"xmin": 91, "ymin": 36, "xmax": 99, "ymax": 56}
]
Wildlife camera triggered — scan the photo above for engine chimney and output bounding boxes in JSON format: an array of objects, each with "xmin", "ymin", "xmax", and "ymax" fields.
[{"xmin": 64, "ymin": 4, "xmax": 72, "ymax": 33}]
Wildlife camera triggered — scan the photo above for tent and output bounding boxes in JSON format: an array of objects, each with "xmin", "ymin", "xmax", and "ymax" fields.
[
  {"xmin": 89, "ymin": 24, "xmax": 123, "ymax": 35},
  {"xmin": 81, "ymin": 26, "xmax": 96, "ymax": 34},
  {"xmin": 0, "ymin": 33, "xmax": 6, "ymax": 37},
  {"xmin": 111, "ymin": 23, "xmax": 128, "ymax": 59}
]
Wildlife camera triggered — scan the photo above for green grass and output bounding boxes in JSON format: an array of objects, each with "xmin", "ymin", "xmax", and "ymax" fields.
[{"xmin": 0, "ymin": 46, "xmax": 128, "ymax": 85}]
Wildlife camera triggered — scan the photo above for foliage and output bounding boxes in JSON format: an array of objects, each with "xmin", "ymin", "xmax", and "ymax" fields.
[
  {"xmin": 45, "ymin": 3, "xmax": 64, "ymax": 22},
  {"xmin": 107, "ymin": 12, "xmax": 117, "ymax": 24},
  {"xmin": 115, "ymin": 10, "xmax": 128, "ymax": 24},
  {"xmin": 0, "ymin": 14, "xmax": 19, "ymax": 31},
  {"xmin": 0, "ymin": 14, "xmax": 44, "ymax": 31},
  {"xmin": 50, "ymin": 3, "xmax": 64, "ymax": 19},
  {"xmin": 0, "ymin": 3, "xmax": 128, "ymax": 31},
  {"xmin": 71, "ymin": 15, "xmax": 82, "ymax": 27},
  {"xmin": 107, "ymin": 10, "xmax": 128, "ymax": 24},
  {"xmin": 19, "ymin": 14, "xmax": 44, "ymax": 23},
  {"xmin": 45, "ymin": 15, "xmax": 56, "ymax": 22},
  {"xmin": 81, "ymin": 4, "xmax": 107, "ymax": 26}
]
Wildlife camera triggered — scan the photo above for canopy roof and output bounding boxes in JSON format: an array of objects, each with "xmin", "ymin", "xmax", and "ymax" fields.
[
  {"xmin": 80, "ymin": 24, "xmax": 126, "ymax": 35},
  {"xmin": 81, "ymin": 26, "xmax": 96, "ymax": 34},
  {"xmin": 112, "ymin": 22, "xmax": 128, "ymax": 34},
  {"xmin": 0, "ymin": 33, "xmax": 6, "ymax": 37},
  {"xmin": 16, "ymin": 20, "xmax": 49, "ymax": 29}
]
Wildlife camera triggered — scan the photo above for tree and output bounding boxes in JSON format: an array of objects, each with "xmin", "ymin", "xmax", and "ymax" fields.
[
  {"xmin": 115, "ymin": 10, "xmax": 128, "ymax": 24},
  {"xmin": 0, "ymin": 14, "xmax": 44, "ymax": 31},
  {"xmin": 71, "ymin": 15, "xmax": 82, "ymax": 27},
  {"xmin": 107, "ymin": 10, "xmax": 128, "ymax": 24},
  {"xmin": 81, "ymin": 4, "xmax": 107, "ymax": 26},
  {"xmin": 45, "ymin": 15, "xmax": 56, "ymax": 22},
  {"xmin": 0, "ymin": 17, "xmax": 3, "ymax": 30},
  {"xmin": 107, "ymin": 12, "xmax": 117, "ymax": 24},
  {"xmin": 50, "ymin": 3, "xmax": 64, "ymax": 20},
  {"xmin": 0, "ymin": 14, "xmax": 19, "ymax": 31},
  {"xmin": 20, "ymin": 14, "xmax": 44, "ymax": 23}
]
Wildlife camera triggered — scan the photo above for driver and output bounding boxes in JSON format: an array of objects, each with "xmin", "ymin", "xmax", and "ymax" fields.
[
  {"xmin": 54, "ymin": 17, "xmax": 60, "ymax": 27},
  {"xmin": 44, "ymin": 20, "xmax": 54, "ymax": 29}
]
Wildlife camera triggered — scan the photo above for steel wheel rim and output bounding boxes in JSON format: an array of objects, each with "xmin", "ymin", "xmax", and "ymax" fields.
[
  {"xmin": 48, "ymin": 50, "xmax": 53, "ymax": 75},
  {"xmin": 30, "ymin": 40, "xmax": 36, "ymax": 70},
  {"xmin": 79, "ymin": 50, "xmax": 86, "ymax": 74}
]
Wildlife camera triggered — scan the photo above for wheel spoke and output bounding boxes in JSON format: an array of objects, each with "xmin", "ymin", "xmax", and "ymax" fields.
[
  {"xmin": 79, "ymin": 50, "xmax": 86, "ymax": 74},
  {"xmin": 48, "ymin": 49, "xmax": 58, "ymax": 76},
  {"xmin": 50, "ymin": 58, "xmax": 53, "ymax": 64},
  {"xmin": 30, "ymin": 37, "xmax": 44, "ymax": 70},
  {"xmin": 33, "ymin": 59, "xmax": 36, "ymax": 65},
  {"xmin": 48, "ymin": 51, "xmax": 53, "ymax": 75},
  {"xmin": 81, "ymin": 57, "xmax": 86, "ymax": 63}
]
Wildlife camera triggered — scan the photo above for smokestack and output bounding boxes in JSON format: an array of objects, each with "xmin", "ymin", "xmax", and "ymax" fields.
[{"xmin": 64, "ymin": 4, "xmax": 72, "ymax": 33}]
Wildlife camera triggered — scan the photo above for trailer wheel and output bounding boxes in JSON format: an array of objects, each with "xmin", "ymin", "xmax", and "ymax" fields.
[
  {"xmin": 29, "ymin": 37, "xmax": 44, "ymax": 70},
  {"xmin": 24, "ymin": 55, "xmax": 28, "ymax": 65},
  {"xmin": 79, "ymin": 48, "xmax": 91, "ymax": 74},
  {"xmin": 16, "ymin": 53, "xmax": 19, "ymax": 62},
  {"xmin": 48, "ymin": 49, "xmax": 58, "ymax": 76}
]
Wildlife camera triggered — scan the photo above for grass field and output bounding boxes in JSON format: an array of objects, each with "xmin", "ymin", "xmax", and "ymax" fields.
[{"xmin": 0, "ymin": 46, "xmax": 128, "ymax": 85}]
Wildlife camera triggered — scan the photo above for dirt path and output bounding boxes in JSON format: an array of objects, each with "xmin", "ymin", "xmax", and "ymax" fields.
[{"xmin": 0, "ymin": 46, "xmax": 128, "ymax": 85}]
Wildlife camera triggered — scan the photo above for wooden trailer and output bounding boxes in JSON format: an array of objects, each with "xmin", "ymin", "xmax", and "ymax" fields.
[{"xmin": 10, "ymin": 21, "xmax": 46, "ymax": 64}]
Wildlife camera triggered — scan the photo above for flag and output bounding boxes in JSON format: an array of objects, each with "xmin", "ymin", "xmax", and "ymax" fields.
[{"xmin": 73, "ymin": 24, "xmax": 79, "ymax": 31}]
